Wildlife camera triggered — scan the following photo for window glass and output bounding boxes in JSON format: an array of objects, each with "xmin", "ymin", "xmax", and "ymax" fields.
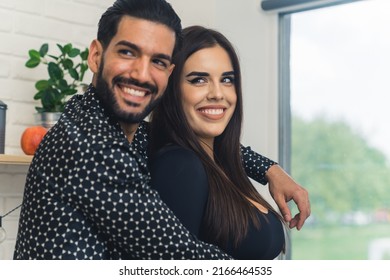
[{"xmin": 289, "ymin": 0, "xmax": 390, "ymax": 259}]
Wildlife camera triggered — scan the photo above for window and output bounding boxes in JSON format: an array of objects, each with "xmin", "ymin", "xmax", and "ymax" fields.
[{"xmin": 280, "ymin": 0, "xmax": 390, "ymax": 259}]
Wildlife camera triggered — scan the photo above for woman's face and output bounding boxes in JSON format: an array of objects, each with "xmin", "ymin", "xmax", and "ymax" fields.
[{"xmin": 180, "ymin": 45, "xmax": 237, "ymax": 146}]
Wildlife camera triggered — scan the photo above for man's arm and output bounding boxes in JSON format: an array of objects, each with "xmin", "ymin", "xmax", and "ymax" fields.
[
  {"xmin": 265, "ymin": 164, "xmax": 310, "ymax": 230},
  {"xmin": 240, "ymin": 145, "xmax": 277, "ymax": 185},
  {"xmin": 241, "ymin": 145, "xmax": 310, "ymax": 230},
  {"xmin": 70, "ymin": 144, "xmax": 232, "ymax": 259}
]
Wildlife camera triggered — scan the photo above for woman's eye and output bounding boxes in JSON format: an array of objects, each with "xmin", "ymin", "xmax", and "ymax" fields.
[
  {"xmin": 188, "ymin": 77, "xmax": 206, "ymax": 85},
  {"xmin": 222, "ymin": 76, "xmax": 235, "ymax": 84}
]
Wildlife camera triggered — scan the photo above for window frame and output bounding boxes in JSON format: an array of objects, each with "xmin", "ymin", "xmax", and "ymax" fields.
[{"xmin": 274, "ymin": 0, "xmax": 362, "ymax": 259}]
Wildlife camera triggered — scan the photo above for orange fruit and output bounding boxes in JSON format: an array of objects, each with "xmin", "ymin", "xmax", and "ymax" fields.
[{"xmin": 20, "ymin": 126, "xmax": 47, "ymax": 155}]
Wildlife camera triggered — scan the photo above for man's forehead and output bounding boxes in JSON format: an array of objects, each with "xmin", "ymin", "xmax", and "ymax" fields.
[{"xmin": 113, "ymin": 16, "xmax": 176, "ymax": 53}]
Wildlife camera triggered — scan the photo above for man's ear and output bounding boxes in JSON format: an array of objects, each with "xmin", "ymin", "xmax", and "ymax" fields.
[{"xmin": 88, "ymin": 39, "xmax": 103, "ymax": 74}]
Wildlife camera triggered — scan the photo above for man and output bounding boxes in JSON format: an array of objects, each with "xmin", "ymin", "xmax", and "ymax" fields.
[{"xmin": 14, "ymin": 0, "xmax": 309, "ymax": 259}]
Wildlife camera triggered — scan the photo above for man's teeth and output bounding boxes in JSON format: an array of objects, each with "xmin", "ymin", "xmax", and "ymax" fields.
[
  {"xmin": 200, "ymin": 108, "xmax": 224, "ymax": 115},
  {"xmin": 123, "ymin": 87, "xmax": 146, "ymax": 97}
]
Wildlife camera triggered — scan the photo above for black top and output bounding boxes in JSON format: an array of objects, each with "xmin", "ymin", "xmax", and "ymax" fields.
[{"xmin": 151, "ymin": 145, "xmax": 285, "ymax": 260}]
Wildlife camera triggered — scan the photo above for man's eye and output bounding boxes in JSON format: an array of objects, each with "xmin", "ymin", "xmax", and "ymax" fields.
[
  {"xmin": 153, "ymin": 59, "xmax": 168, "ymax": 69},
  {"xmin": 119, "ymin": 49, "xmax": 135, "ymax": 57}
]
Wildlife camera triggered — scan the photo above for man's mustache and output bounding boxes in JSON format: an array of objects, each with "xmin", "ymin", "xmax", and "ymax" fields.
[{"xmin": 113, "ymin": 76, "xmax": 158, "ymax": 95}]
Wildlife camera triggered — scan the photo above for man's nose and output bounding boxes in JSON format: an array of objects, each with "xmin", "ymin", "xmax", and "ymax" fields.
[{"xmin": 130, "ymin": 57, "xmax": 152, "ymax": 83}]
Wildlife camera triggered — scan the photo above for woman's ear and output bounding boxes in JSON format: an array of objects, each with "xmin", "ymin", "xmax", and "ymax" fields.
[{"xmin": 88, "ymin": 39, "xmax": 103, "ymax": 74}]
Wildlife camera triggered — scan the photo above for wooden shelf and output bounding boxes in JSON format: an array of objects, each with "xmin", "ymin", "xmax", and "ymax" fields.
[{"xmin": 0, "ymin": 154, "xmax": 33, "ymax": 165}]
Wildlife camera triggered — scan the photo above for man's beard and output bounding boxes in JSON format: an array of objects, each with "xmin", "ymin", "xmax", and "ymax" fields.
[{"xmin": 95, "ymin": 62, "xmax": 163, "ymax": 124}]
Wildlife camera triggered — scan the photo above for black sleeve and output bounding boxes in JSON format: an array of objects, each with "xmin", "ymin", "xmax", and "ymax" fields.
[
  {"xmin": 240, "ymin": 145, "xmax": 277, "ymax": 185},
  {"xmin": 151, "ymin": 146, "xmax": 209, "ymax": 237}
]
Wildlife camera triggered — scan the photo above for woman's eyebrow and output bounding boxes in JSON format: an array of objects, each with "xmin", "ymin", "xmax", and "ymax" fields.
[
  {"xmin": 185, "ymin": 71, "xmax": 209, "ymax": 77},
  {"xmin": 185, "ymin": 71, "xmax": 235, "ymax": 77},
  {"xmin": 222, "ymin": 71, "xmax": 235, "ymax": 76}
]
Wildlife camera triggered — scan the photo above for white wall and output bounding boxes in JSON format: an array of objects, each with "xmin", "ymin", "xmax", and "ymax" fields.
[{"xmin": 0, "ymin": 0, "xmax": 279, "ymax": 259}]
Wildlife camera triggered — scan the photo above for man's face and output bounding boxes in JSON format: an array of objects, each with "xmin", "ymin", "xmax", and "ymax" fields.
[{"xmin": 89, "ymin": 16, "xmax": 176, "ymax": 123}]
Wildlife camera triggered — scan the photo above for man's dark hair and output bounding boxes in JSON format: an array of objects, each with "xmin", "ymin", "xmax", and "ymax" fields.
[{"xmin": 97, "ymin": 0, "xmax": 182, "ymax": 54}]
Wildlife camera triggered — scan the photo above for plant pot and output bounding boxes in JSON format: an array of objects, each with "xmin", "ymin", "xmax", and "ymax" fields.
[{"xmin": 35, "ymin": 112, "xmax": 62, "ymax": 129}]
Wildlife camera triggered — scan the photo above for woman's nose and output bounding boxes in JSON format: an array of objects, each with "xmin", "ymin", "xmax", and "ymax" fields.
[{"xmin": 207, "ymin": 83, "xmax": 224, "ymax": 100}]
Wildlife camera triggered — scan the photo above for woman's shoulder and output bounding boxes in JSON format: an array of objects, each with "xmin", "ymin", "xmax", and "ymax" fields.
[
  {"xmin": 152, "ymin": 144, "xmax": 206, "ymax": 178},
  {"xmin": 155, "ymin": 144, "xmax": 201, "ymax": 163}
]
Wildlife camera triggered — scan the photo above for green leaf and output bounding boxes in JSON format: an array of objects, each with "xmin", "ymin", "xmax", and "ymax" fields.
[
  {"xmin": 58, "ymin": 79, "xmax": 68, "ymax": 90},
  {"xmin": 79, "ymin": 63, "xmax": 89, "ymax": 80},
  {"xmin": 69, "ymin": 68, "xmax": 79, "ymax": 80},
  {"xmin": 54, "ymin": 90, "xmax": 64, "ymax": 103},
  {"xmin": 48, "ymin": 54, "xmax": 59, "ymax": 60},
  {"xmin": 57, "ymin": 43, "xmax": 64, "ymax": 54},
  {"xmin": 41, "ymin": 88, "xmax": 58, "ymax": 110},
  {"xmin": 39, "ymin": 43, "xmax": 49, "ymax": 57},
  {"xmin": 48, "ymin": 62, "xmax": 63, "ymax": 80},
  {"xmin": 62, "ymin": 58, "xmax": 74, "ymax": 70},
  {"xmin": 63, "ymin": 88, "xmax": 77, "ymax": 96},
  {"xmin": 33, "ymin": 91, "xmax": 43, "ymax": 100},
  {"xmin": 68, "ymin": 48, "xmax": 80, "ymax": 58},
  {"xmin": 80, "ymin": 63, "xmax": 88, "ymax": 72},
  {"xmin": 28, "ymin": 49, "xmax": 40, "ymax": 60},
  {"xmin": 35, "ymin": 106, "xmax": 44, "ymax": 113},
  {"xmin": 25, "ymin": 58, "xmax": 40, "ymax": 68},
  {"xmin": 35, "ymin": 80, "xmax": 50, "ymax": 91},
  {"xmin": 63, "ymin": 43, "xmax": 72, "ymax": 55},
  {"xmin": 48, "ymin": 79, "xmax": 56, "ymax": 87},
  {"xmin": 80, "ymin": 49, "xmax": 89, "ymax": 60}
]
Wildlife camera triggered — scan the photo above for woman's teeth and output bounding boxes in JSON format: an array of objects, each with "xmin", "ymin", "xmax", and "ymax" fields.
[{"xmin": 199, "ymin": 108, "xmax": 224, "ymax": 115}]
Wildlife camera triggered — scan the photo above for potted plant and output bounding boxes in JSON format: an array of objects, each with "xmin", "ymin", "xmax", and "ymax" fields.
[{"xmin": 25, "ymin": 43, "xmax": 89, "ymax": 128}]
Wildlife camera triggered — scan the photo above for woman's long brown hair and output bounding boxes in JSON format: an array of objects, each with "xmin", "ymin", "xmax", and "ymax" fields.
[{"xmin": 149, "ymin": 26, "xmax": 284, "ymax": 250}]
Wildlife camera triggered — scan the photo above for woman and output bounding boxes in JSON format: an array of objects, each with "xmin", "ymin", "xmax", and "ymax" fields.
[{"xmin": 149, "ymin": 26, "xmax": 285, "ymax": 259}]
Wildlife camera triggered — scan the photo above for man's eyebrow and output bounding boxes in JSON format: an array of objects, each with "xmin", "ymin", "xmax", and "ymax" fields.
[{"xmin": 116, "ymin": 40, "xmax": 172, "ymax": 62}]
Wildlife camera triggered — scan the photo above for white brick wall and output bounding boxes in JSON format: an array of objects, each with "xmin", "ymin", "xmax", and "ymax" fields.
[{"xmin": 0, "ymin": 0, "xmax": 111, "ymax": 260}]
